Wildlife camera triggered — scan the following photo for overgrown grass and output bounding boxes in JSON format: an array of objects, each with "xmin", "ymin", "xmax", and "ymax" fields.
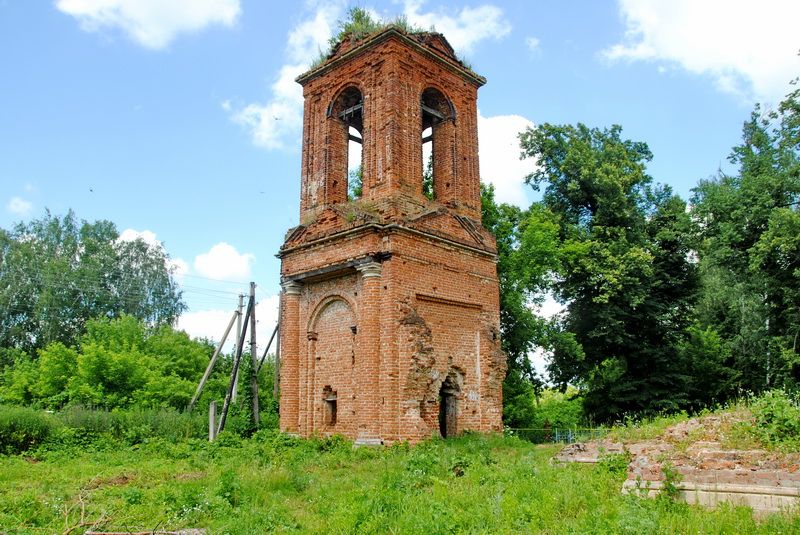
[
  {"xmin": 749, "ymin": 389, "xmax": 800, "ymax": 450},
  {"xmin": 0, "ymin": 405, "xmax": 213, "ymax": 454},
  {"xmin": 3, "ymin": 395, "xmax": 800, "ymax": 532},
  {"xmin": 606, "ymin": 411, "xmax": 691, "ymax": 442},
  {"xmin": 0, "ymin": 406, "xmax": 58, "ymax": 454},
  {"xmin": 2, "ymin": 430, "xmax": 799, "ymax": 533},
  {"xmin": 606, "ymin": 390, "xmax": 800, "ymax": 452}
]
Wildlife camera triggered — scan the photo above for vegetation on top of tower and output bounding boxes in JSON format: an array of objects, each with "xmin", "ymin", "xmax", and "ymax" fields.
[{"xmin": 310, "ymin": 7, "xmax": 468, "ymax": 70}]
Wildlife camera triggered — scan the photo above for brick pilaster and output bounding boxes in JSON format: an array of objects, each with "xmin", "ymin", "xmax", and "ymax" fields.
[
  {"xmin": 279, "ymin": 281, "xmax": 302, "ymax": 433},
  {"xmin": 356, "ymin": 261, "xmax": 382, "ymax": 443}
]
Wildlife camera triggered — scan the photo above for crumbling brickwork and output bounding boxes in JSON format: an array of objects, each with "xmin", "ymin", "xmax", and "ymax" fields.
[{"xmin": 278, "ymin": 27, "xmax": 506, "ymax": 444}]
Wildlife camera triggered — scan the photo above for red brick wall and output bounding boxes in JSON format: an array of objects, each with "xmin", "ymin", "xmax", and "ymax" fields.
[
  {"xmin": 298, "ymin": 30, "xmax": 484, "ymax": 222},
  {"xmin": 279, "ymin": 28, "xmax": 505, "ymax": 444}
]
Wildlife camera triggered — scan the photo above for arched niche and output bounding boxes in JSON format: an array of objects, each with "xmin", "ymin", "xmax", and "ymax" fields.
[{"xmin": 306, "ymin": 296, "xmax": 357, "ymax": 432}]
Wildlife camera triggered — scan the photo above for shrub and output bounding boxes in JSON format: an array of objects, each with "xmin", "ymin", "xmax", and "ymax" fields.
[
  {"xmin": 0, "ymin": 405, "xmax": 59, "ymax": 454},
  {"xmin": 57, "ymin": 406, "xmax": 206, "ymax": 443},
  {"xmin": 750, "ymin": 389, "xmax": 800, "ymax": 448}
]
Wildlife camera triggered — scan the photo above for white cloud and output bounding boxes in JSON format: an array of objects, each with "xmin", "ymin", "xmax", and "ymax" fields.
[
  {"xmin": 401, "ymin": 0, "xmax": 511, "ymax": 54},
  {"xmin": 525, "ymin": 36, "xmax": 541, "ymax": 56},
  {"xmin": 56, "ymin": 0, "xmax": 241, "ymax": 50},
  {"xmin": 118, "ymin": 228, "xmax": 159, "ymax": 246},
  {"xmin": 178, "ymin": 308, "xmax": 234, "ymax": 345},
  {"xmin": 194, "ymin": 242, "xmax": 254, "ymax": 280},
  {"xmin": 117, "ymin": 229, "xmax": 187, "ymax": 281},
  {"xmin": 478, "ymin": 111, "xmax": 537, "ymax": 207},
  {"xmin": 177, "ymin": 293, "xmax": 280, "ymax": 354},
  {"xmin": 603, "ymin": 0, "xmax": 800, "ymax": 103},
  {"xmin": 230, "ymin": 2, "xmax": 344, "ymax": 150},
  {"xmin": 6, "ymin": 196, "xmax": 33, "ymax": 217}
]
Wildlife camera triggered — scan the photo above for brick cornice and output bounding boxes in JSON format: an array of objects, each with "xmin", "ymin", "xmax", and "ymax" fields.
[
  {"xmin": 296, "ymin": 27, "xmax": 486, "ymax": 88},
  {"xmin": 278, "ymin": 222, "xmax": 497, "ymax": 259}
]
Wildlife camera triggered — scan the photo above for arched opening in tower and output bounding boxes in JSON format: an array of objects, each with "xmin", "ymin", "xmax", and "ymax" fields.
[
  {"xmin": 421, "ymin": 88, "xmax": 454, "ymax": 202},
  {"xmin": 332, "ymin": 86, "xmax": 363, "ymax": 201}
]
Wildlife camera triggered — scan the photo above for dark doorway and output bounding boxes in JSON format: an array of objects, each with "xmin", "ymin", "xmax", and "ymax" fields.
[{"xmin": 438, "ymin": 377, "xmax": 458, "ymax": 438}]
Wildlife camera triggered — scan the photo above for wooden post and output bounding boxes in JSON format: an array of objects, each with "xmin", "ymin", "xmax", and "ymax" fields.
[
  {"xmin": 249, "ymin": 282, "xmax": 260, "ymax": 427},
  {"xmin": 209, "ymin": 401, "xmax": 217, "ymax": 441},
  {"xmin": 188, "ymin": 310, "xmax": 238, "ymax": 412},
  {"xmin": 257, "ymin": 323, "xmax": 279, "ymax": 373},
  {"xmin": 232, "ymin": 293, "xmax": 244, "ymax": 403},
  {"xmin": 218, "ymin": 296, "xmax": 252, "ymax": 435},
  {"xmin": 274, "ymin": 296, "xmax": 282, "ymax": 406}
]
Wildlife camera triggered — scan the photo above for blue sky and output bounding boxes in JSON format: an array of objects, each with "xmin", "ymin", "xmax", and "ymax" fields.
[{"xmin": 1, "ymin": 0, "xmax": 798, "ymax": 351}]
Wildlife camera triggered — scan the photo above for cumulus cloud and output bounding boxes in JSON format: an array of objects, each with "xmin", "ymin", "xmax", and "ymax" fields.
[
  {"xmin": 603, "ymin": 0, "xmax": 800, "ymax": 103},
  {"xmin": 177, "ymin": 293, "xmax": 280, "ymax": 353},
  {"xmin": 400, "ymin": 0, "xmax": 511, "ymax": 54},
  {"xmin": 118, "ymin": 228, "xmax": 159, "ymax": 246},
  {"xmin": 6, "ymin": 196, "xmax": 33, "ymax": 217},
  {"xmin": 193, "ymin": 242, "xmax": 255, "ymax": 280},
  {"xmin": 478, "ymin": 111, "xmax": 537, "ymax": 207},
  {"xmin": 55, "ymin": 0, "xmax": 241, "ymax": 50},
  {"xmin": 230, "ymin": 2, "xmax": 344, "ymax": 150},
  {"xmin": 230, "ymin": 0, "xmax": 511, "ymax": 151}
]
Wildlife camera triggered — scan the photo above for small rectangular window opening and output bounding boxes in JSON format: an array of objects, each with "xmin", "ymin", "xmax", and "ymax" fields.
[{"xmin": 323, "ymin": 386, "xmax": 338, "ymax": 426}]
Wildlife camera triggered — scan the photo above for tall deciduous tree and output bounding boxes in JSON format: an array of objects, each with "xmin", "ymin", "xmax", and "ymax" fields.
[
  {"xmin": 0, "ymin": 211, "xmax": 185, "ymax": 353},
  {"xmin": 520, "ymin": 123, "xmax": 699, "ymax": 421},
  {"xmin": 692, "ymin": 86, "xmax": 800, "ymax": 392}
]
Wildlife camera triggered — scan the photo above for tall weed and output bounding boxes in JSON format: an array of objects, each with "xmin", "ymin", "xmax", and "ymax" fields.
[{"xmin": 0, "ymin": 405, "xmax": 59, "ymax": 454}]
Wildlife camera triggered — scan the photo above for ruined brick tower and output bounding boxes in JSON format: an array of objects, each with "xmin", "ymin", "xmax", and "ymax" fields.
[{"xmin": 278, "ymin": 26, "xmax": 506, "ymax": 444}]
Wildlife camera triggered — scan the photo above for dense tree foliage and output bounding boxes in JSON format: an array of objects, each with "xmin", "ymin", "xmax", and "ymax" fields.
[
  {"xmin": 490, "ymin": 84, "xmax": 799, "ymax": 425},
  {"xmin": 691, "ymin": 87, "xmax": 800, "ymax": 395},
  {"xmin": 0, "ymin": 211, "xmax": 185, "ymax": 353},
  {"xmin": 0, "ymin": 315, "xmax": 211, "ymax": 409},
  {"xmin": 480, "ymin": 184, "xmax": 561, "ymax": 426},
  {"xmin": 516, "ymin": 123, "xmax": 699, "ymax": 421}
]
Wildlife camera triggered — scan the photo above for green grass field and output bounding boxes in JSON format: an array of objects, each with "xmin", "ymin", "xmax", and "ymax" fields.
[{"xmin": 3, "ymin": 431, "xmax": 799, "ymax": 534}]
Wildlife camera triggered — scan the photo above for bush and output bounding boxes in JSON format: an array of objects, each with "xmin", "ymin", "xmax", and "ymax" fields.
[
  {"xmin": 0, "ymin": 405, "xmax": 59, "ymax": 454},
  {"xmin": 750, "ymin": 389, "xmax": 800, "ymax": 448},
  {"xmin": 57, "ymin": 406, "xmax": 206, "ymax": 443}
]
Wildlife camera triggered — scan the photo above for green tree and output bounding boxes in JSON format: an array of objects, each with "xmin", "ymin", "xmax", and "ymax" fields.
[
  {"xmin": 0, "ymin": 211, "xmax": 185, "ymax": 353},
  {"xmin": 481, "ymin": 184, "xmax": 561, "ymax": 425},
  {"xmin": 520, "ymin": 123, "xmax": 699, "ymax": 421},
  {"xmin": 348, "ymin": 167, "xmax": 363, "ymax": 200},
  {"xmin": 691, "ymin": 87, "xmax": 800, "ymax": 392}
]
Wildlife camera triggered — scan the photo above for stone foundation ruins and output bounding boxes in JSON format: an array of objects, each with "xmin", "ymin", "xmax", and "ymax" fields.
[{"xmin": 555, "ymin": 413, "xmax": 800, "ymax": 514}]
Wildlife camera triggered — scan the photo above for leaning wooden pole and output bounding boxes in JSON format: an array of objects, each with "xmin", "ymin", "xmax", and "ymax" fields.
[
  {"xmin": 188, "ymin": 310, "xmax": 238, "ymax": 412},
  {"xmin": 232, "ymin": 294, "xmax": 244, "ymax": 402},
  {"xmin": 217, "ymin": 296, "xmax": 253, "ymax": 434},
  {"xmin": 249, "ymin": 282, "xmax": 260, "ymax": 427},
  {"xmin": 257, "ymin": 323, "xmax": 279, "ymax": 374},
  {"xmin": 274, "ymin": 296, "xmax": 281, "ymax": 405}
]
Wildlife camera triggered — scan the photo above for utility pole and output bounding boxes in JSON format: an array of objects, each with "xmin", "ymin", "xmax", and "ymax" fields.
[
  {"xmin": 250, "ymin": 282, "xmax": 260, "ymax": 427},
  {"xmin": 232, "ymin": 293, "xmax": 244, "ymax": 402},
  {"xmin": 274, "ymin": 296, "xmax": 282, "ymax": 403},
  {"xmin": 218, "ymin": 295, "xmax": 252, "ymax": 434},
  {"xmin": 188, "ymin": 309, "xmax": 238, "ymax": 411}
]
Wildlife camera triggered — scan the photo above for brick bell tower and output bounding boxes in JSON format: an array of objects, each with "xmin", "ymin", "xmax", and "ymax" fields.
[{"xmin": 278, "ymin": 26, "xmax": 506, "ymax": 444}]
